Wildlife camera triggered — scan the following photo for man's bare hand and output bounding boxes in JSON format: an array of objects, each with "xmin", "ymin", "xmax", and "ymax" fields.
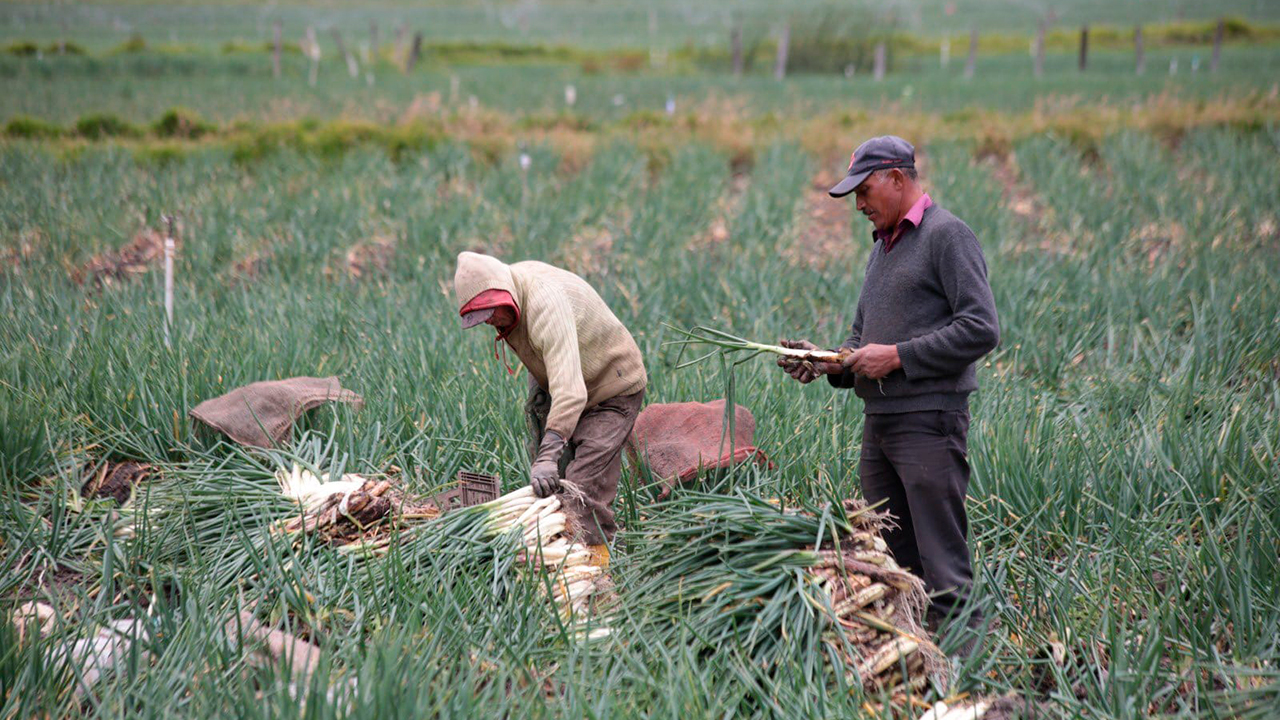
[
  {"xmin": 777, "ymin": 339, "xmax": 843, "ymax": 384},
  {"xmin": 848, "ymin": 343, "xmax": 901, "ymax": 379}
]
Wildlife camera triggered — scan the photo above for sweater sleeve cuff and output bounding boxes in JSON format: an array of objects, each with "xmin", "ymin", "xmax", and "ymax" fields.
[
  {"xmin": 826, "ymin": 369, "xmax": 855, "ymax": 389},
  {"xmin": 896, "ymin": 340, "xmax": 919, "ymax": 379}
]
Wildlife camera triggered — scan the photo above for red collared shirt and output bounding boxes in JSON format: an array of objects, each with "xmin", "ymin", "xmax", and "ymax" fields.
[{"xmin": 873, "ymin": 193, "xmax": 932, "ymax": 253}]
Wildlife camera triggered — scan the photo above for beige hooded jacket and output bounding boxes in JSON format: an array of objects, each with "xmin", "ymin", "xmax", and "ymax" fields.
[{"xmin": 454, "ymin": 252, "xmax": 647, "ymax": 438}]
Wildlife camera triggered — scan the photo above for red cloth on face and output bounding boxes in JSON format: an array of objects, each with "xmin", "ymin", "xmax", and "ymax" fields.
[
  {"xmin": 460, "ymin": 289, "xmax": 520, "ymax": 337},
  {"xmin": 460, "ymin": 289, "xmax": 521, "ymax": 373},
  {"xmin": 873, "ymin": 192, "xmax": 933, "ymax": 253}
]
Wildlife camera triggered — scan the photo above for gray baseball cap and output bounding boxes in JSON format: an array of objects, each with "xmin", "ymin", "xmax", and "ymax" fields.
[{"xmin": 828, "ymin": 135, "xmax": 916, "ymax": 198}]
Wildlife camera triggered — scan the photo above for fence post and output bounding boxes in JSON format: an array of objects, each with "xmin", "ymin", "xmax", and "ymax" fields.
[
  {"xmin": 305, "ymin": 26, "xmax": 320, "ymax": 87},
  {"xmin": 1210, "ymin": 17, "xmax": 1223, "ymax": 72},
  {"xmin": 406, "ymin": 32, "xmax": 423, "ymax": 72},
  {"xmin": 162, "ymin": 215, "xmax": 176, "ymax": 349},
  {"xmin": 1033, "ymin": 21, "xmax": 1045, "ymax": 78},
  {"xmin": 1078, "ymin": 25, "xmax": 1088, "ymax": 71},
  {"xmin": 964, "ymin": 28, "xmax": 977, "ymax": 79},
  {"xmin": 332, "ymin": 28, "xmax": 358, "ymax": 78},
  {"xmin": 774, "ymin": 22, "xmax": 789, "ymax": 80},
  {"xmin": 370, "ymin": 20, "xmax": 379, "ymax": 61},
  {"xmin": 272, "ymin": 20, "xmax": 282, "ymax": 78},
  {"xmin": 940, "ymin": 38, "xmax": 950, "ymax": 69},
  {"xmin": 649, "ymin": 8, "xmax": 660, "ymax": 68},
  {"xmin": 394, "ymin": 23, "xmax": 407, "ymax": 65},
  {"xmin": 731, "ymin": 13, "xmax": 743, "ymax": 77},
  {"xmin": 1134, "ymin": 26, "xmax": 1145, "ymax": 75},
  {"xmin": 873, "ymin": 41, "xmax": 886, "ymax": 81}
]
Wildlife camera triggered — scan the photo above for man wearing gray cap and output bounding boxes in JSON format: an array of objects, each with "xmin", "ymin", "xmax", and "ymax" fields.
[{"xmin": 778, "ymin": 136, "xmax": 1000, "ymax": 641}]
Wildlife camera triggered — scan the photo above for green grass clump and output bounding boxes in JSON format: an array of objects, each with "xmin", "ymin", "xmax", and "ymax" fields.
[
  {"xmin": 112, "ymin": 33, "xmax": 147, "ymax": 55},
  {"xmin": 4, "ymin": 40, "xmax": 38, "ymax": 56},
  {"xmin": 4, "ymin": 115, "xmax": 63, "ymax": 139},
  {"xmin": 73, "ymin": 113, "xmax": 140, "ymax": 139},
  {"xmin": 152, "ymin": 107, "xmax": 214, "ymax": 139}
]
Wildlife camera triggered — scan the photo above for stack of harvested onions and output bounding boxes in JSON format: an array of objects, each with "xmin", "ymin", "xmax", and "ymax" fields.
[{"xmin": 612, "ymin": 491, "xmax": 946, "ymax": 699}]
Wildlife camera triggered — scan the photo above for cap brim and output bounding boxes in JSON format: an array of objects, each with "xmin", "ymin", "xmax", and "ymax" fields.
[
  {"xmin": 460, "ymin": 307, "xmax": 496, "ymax": 329},
  {"xmin": 828, "ymin": 170, "xmax": 871, "ymax": 198}
]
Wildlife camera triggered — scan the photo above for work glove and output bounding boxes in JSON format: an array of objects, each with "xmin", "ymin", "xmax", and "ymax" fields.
[{"xmin": 530, "ymin": 431, "xmax": 566, "ymax": 498}]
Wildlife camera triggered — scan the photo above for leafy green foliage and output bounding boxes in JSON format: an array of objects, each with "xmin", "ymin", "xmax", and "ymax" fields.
[{"xmin": 0, "ymin": 123, "xmax": 1277, "ymax": 717}]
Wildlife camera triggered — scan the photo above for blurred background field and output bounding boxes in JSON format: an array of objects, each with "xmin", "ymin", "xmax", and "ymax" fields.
[{"xmin": 2, "ymin": 1, "xmax": 1278, "ymax": 719}]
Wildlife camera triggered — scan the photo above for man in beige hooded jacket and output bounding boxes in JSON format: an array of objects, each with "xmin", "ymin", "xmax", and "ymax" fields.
[{"xmin": 453, "ymin": 251, "xmax": 647, "ymax": 547}]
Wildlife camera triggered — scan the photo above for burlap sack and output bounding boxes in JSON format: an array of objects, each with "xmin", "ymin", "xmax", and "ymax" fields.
[
  {"xmin": 189, "ymin": 376, "xmax": 364, "ymax": 448},
  {"xmin": 626, "ymin": 400, "xmax": 771, "ymax": 498}
]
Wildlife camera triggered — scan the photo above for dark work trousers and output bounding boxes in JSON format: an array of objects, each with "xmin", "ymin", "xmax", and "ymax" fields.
[
  {"xmin": 526, "ymin": 378, "xmax": 644, "ymax": 545},
  {"xmin": 860, "ymin": 409, "xmax": 977, "ymax": 622}
]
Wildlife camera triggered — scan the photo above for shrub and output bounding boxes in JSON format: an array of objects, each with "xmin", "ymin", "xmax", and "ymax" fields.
[
  {"xmin": 5, "ymin": 41, "xmax": 39, "ymax": 57},
  {"xmin": 113, "ymin": 34, "xmax": 147, "ymax": 54},
  {"xmin": 152, "ymin": 107, "xmax": 214, "ymax": 139},
  {"xmin": 47, "ymin": 41, "xmax": 86, "ymax": 55},
  {"xmin": 4, "ymin": 115, "xmax": 63, "ymax": 139},
  {"xmin": 75, "ymin": 113, "xmax": 140, "ymax": 139}
]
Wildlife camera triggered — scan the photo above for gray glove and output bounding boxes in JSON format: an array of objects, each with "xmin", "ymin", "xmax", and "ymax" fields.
[{"xmin": 530, "ymin": 431, "xmax": 566, "ymax": 498}]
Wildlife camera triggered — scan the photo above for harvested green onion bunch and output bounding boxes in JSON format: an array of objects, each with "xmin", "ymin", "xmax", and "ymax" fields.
[
  {"xmin": 613, "ymin": 492, "xmax": 946, "ymax": 699},
  {"xmin": 663, "ymin": 324, "xmax": 849, "ymax": 370},
  {"xmin": 331, "ymin": 482, "xmax": 613, "ymax": 633}
]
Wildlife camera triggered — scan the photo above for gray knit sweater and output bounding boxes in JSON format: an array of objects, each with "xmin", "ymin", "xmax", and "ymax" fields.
[{"xmin": 827, "ymin": 204, "xmax": 999, "ymax": 414}]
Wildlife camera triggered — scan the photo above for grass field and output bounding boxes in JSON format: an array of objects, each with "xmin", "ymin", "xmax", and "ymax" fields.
[
  {"xmin": 3, "ymin": 127, "xmax": 1278, "ymax": 717},
  {"xmin": 5, "ymin": 0, "xmax": 1280, "ymax": 51},
  {"xmin": 3, "ymin": 1, "xmax": 1280, "ymax": 718}
]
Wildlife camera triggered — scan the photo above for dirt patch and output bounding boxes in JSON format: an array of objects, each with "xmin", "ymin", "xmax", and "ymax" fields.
[
  {"xmin": 1131, "ymin": 220, "xmax": 1187, "ymax": 267},
  {"xmin": 784, "ymin": 169, "xmax": 853, "ymax": 271},
  {"xmin": 80, "ymin": 460, "xmax": 153, "ymax": 504},
  {"xmin": 338, "ymin": 235, "xmax": 397, "ymax": 280},
  {"xmin": 688, "ymin": 172, "xmax": 749, "ymax": 252},
  {"xmin": 229, "ymin": 248, "xmax": 273, "ymax": 282},
  {"xmin": 559, "ymin": 226, "xmax": 615, "ymax": 277},
  {"xmin": 73, "ymin": 226, "xmax": 177, "ymax": 288},
  {"xmin": 2, "ymin": 228, "xmax": 41, "ymax": 273},
  {"xmin": 981, "ymin": 153, "xmax": 1083, "ymax": 259}
]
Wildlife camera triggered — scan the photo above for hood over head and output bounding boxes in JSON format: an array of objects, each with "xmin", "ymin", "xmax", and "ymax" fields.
[{"xmin": 454, "ymin": 251, "xmax": 517, "ymax": 310}]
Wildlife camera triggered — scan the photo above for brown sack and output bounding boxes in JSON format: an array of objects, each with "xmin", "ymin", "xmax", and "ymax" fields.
[
  {"xmin": 190, "ymin": 376, "xmax": 364, "ymax": 448},
  {"xmin": 626, "ymin": 400, "xmax": 771, "ymax": 499}
]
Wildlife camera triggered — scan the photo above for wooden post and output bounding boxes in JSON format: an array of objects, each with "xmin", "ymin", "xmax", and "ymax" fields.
[
  {"xmin": 406, "ymin": 31, "xmax": 423, "ymax": 73},
  {"xmin": 774, "ymin": 22, "xmax": 789, "ymax": 80},
  {"xmin": 873, "ymin": 41, "xmax": 886, "ymax": 81},
  {"xmin": 1210, "ymin": 18, "xmax": 1223, "ymax": 72},
  {"xmin": 305, "ymin": 26, "xmax": 320, "ymax": 87},
  {"xmin": 940, "ymin": 38, "xmax": 950, "ymax": 69},
  {"xmin": 964, "ymin": 28, "xmax": 977, "ymax": 79},
  {"xmin": 162, "ymin": 215, "xmax": 175, "ymax": 349},
  {"xmin": 1078, "ymin": 25, "xmax": 1088, "ymax": 72},
  {"xmin": 649, "ymin": 8, "xmax": 659, "ymax": 68},
  {"xmin": 1033, "ymin": 22, "xmax": 1045, "ymax": 78},
  {"xmin": 272, "ymin": 20, "xmax": 282, "ymax": 79},
  {"xmin": 332, "ymin": 28, "xmax": 359, "ymax": 78},
  {"xmin": 370, "ymin": 20, "xmax": 379, "ymax": 61},
  {"xmin": 1134, "ymin": 26, "xmax": 1145, "ymax": 75},
  {"xmin": 731, "ymin": 13, "xmax": 743, "ymax": 77}
]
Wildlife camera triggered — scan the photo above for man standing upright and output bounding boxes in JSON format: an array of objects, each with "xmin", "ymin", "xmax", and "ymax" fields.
[
  {"xmin": 779, "ymin": 136, "xmax": 999, "ymax": 635},
  {"xmin": 454, "ymin": 251, "xmax": 647, "ymax": 557}
]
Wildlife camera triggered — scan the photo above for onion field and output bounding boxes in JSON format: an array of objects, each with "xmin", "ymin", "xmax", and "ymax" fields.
[
  {"xmin": 3, "ymin": 0, "xmax": 1280, "ymax": 716},
  {"xmin": 2, "ymin": 127, "xmax": 1277, "ymax": 717}
]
